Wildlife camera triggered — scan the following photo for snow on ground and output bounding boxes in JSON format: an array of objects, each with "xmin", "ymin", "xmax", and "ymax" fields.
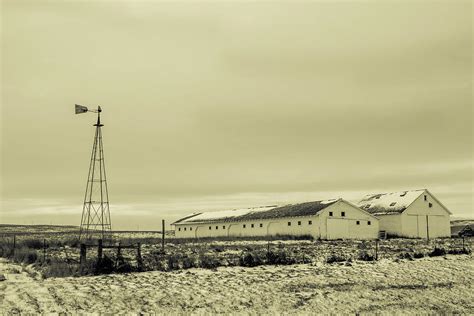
[{"xmin": 0, "ymin": 255, "xmax": 473, "ymax": 314}]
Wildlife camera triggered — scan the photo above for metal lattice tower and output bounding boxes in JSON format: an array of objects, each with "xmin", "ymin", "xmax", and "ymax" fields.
[{"xmin": 75, "ymin": 104, "xmax": 112, "ymax": 241}]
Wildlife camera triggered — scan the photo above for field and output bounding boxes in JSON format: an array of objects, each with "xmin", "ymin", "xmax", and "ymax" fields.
[
  {"xmin": 1, "ymin": 254, "xmax": 473, "ymax": 314},
  {"xmin": 0, "ymin": 224, "xmax": 473, "ymax": 314}
]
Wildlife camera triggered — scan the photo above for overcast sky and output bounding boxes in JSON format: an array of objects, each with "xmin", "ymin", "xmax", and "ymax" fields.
[{"xmin": 1, "ymin": 0, "xmax": 472, "ymax": 229}]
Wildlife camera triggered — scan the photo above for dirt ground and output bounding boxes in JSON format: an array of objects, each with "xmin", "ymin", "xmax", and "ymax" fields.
[{"xmin": 0, "ymin": 255, "xmax": 473, "ymax": 314}]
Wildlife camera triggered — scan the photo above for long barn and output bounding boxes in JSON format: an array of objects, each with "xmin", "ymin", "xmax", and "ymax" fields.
[{"xmin": 172, "ymin": 199, "xmax": 380, "ymax": 240}]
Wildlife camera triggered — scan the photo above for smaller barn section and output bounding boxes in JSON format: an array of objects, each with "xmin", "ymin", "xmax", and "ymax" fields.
[
  {"xmin": 172, "ymin": 199, "xmax": 379, "ymax": 240},
  {"xmin": 356, "ymin": 189, "xmax": 451, "ymax": 238}
]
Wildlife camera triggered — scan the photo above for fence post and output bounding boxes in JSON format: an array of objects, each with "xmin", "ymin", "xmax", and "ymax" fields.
[
  {"xmin": 116, "ymin": 242, "xmax": 122, "ymax": 268},
  {"xmin": 12, "ymin": 235, "xmax": 16, "ymax": 256},
  {"xmin": 161, "ymin": 219, "xmax": 165, "ymax": 253},
  {"xmin": 136, "ymin": 242, "xmax": 143, "ymax": 271},
  {"xmin": 375, "ymin": 239, "xmax": 379, "ymax": 261},
  {"xmin": 43, "ymin": 239, "xmax": 47, "ymax": 262},
  {"xmin": 462, "ymin": 236, "xmax": 465, "ymax": 251},
  {"xmin": 80, "ymin": 244, "xmax": 87, "ymax": 271},
  {"xmin": 98, "ymin": 239, "xmax": 103, "ymax": 265}
]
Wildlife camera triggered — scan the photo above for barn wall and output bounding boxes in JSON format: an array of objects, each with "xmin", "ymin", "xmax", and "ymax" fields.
[
  {"xmin": 401, "ymin": 192, "xmax": 451, "ymax": 238},
  {"xmin": 175, "ymin": 216, "xmax": 320, "ymax": 239},
  {"xmin": 174, "ymin": 201, "xmax": 379, "ymax": 240},
  {"xmin": 376, "ymin": 214, "xmax": 402, "ymax": 236},
  {"xmin": 318, "ymin": 201, "xmax": 379, "ymax": 240}
]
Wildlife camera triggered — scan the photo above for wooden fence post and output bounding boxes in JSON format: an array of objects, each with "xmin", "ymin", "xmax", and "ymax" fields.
[
  {"xmin": 80, "ymin": 244, "xmax": 87, "ymax": 270},
  {"xmin": 462, "ymin": 236, "xmax": 465, "ymax": 251},
  {"xmin": 137, "ymin": 242, "xmax": 143, "ymax": 271},
  {"xmin": 43, "ymin": 239, "xmax": 47, "ymax": 262},
  {"xmin": 116, "ymin": 242, "xmax": 122, "ymax": 268},
  {"xmin": 12, "ymin": 235, "xmax": 16, "ymax": 256},
  {"xmin": 375, "ymin": 240, "xmax": 379, "ymax": 261},
  {"xmin": 161, "ymin": 219, "xmax": 165, "ymax": 253},
  {"xmin": 97, "ymin": 239, "xmax": 103, "ymax": 265}
]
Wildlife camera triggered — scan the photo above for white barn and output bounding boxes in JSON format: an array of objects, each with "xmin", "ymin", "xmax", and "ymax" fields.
[
  {"xmin": 355, "ymin": 189, "xmax": 451, "ymax": 238},
  {"xmin": 172, "ymin": 199, "xmax": 379, "ymax": 240}
]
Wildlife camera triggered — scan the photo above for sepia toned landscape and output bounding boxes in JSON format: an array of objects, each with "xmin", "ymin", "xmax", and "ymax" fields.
[{"xmin": 1, "ymin": 0, "xmax": 472, "ymax": 314}]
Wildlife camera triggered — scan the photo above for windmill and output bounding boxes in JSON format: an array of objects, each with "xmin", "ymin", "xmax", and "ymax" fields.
[{"xmin": 75, "ymin": 104, "xmax": 112, "ymax": 241}]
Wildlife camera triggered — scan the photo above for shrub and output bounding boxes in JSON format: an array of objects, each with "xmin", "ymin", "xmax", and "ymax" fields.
[
  {"xmin": 447, "ymin": 248, "xmax": 472, "ymax": 255},
  {"xmin": 358, "ymin": 251, "xmax": 375, "ymax": 261},
  {"xmin": 210, "ymin": 244, "xmax": 225, "ymax": 253},
  {"xmin": 266, "ymin": 250, "xmax": 296, "ymax": 265},
  {"xmin": 182, "ymin": 255, "xmax": 197, "ymax": 269},
  {"xmin": 413, "ymin": 252, "xmax": 425, "ymax": 259},
  {"xmin": 239, "ymin": 252, "xmax": 264, "ymax": 267},
  {"xmin": 43, "ymin": 260, "xmax": 76, "ymax": 278},
  {"xmin": 22, "ymin": 239, "xmax": 44, "ymax": 249},
  {"xmin": 167, "ymin": 254, "xmax": 181, "ymax": 270},
  {"xmin": 429, "ymin": 247, "xmax": 446, "ymax": 257},
  {"xmin": 326, "ymin": 253, "xmax": 347, "ymax": 264},
  {"xmin": 199, "ymin": 254, "xmax": 221, "ymax": 269},
  {"xmin": 96, "ymin": 255, "xmax": 115, "ymax": 274},
  {"xmin": 12, "ymin": 247, "xmax": 38, "ymax": 264},
  {"xmin": 398, "ymin": 252, "xmax": 414, "ymax": 260}
]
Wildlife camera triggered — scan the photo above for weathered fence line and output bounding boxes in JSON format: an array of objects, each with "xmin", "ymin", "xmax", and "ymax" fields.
[{"xmin": 79, "ymin": 240, "xmax": 143, "ymax": 272}]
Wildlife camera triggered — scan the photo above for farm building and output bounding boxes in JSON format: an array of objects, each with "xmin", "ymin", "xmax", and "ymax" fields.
[
  {"xmin": 172, "ymin": 199, "xmax": 379, "ymax": 240},
  {"xmin": 355, "ymin": 189, "xmax": 451, "ymax": 238}
]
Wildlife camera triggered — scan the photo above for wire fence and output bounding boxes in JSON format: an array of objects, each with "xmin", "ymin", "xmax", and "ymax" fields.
[{"xmin": 0, "ymin": 234, "xmax": 471, "ymax": 277}]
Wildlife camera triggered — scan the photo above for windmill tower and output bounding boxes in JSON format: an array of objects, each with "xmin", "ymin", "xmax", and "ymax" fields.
[{"xmin": 75, "ymin": 104, "xmax": 112, "ymax": 241}]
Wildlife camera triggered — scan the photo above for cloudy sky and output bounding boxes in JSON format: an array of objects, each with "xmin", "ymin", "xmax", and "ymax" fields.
[{"xmin": 1, "ymin": 0, "xmax": 472, "ymax": 230}]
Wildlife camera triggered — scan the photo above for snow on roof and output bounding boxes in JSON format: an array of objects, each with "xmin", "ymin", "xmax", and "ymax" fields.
[
  {"xmin": 356, "ymin": 189, "xmax": 425, "ymax": 215},
  {"xmin": 174, "ymin": 199, "xmax": 340, "ymax": 224},
  {"xmin": 177, "ymin": 206, "xmax": 277, "ymax": 224}
]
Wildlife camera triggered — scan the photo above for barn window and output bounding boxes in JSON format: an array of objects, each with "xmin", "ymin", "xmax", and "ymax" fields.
[
  {"xmin": 288, "ymin": 222, "xmax": 291, "ymax": 226},
  {"xmin": 243, "ymin": 224, "xmax": 246, "ymax": 228},
  {"xmin": 190, "ymin": 227, "xmax": 193, "ymax": 231},
  {"xmin": 329, "ymin": 212, "xmax": 333, "ymax": 216},
  {"xmin": 259, "ymin": 223, "xmax": 263, "ymax": 228},
  {"xmin": 184, "ymin": 227, "xmax": 187, "ymax": 231},
  {"xmin": 390, "ymin": 202, "xmax": 396, "ymax": 207},
  {"xmin": 251, "ymin": 224, "xmax": 254, "ymax": 228},
  {"xmin": 216, "ymin": 226, "xmax": 218, "ymax": 230},
  {"xmin": 308, "ymin": 220, "xmax": 312, "ymax": 225},
  {"xmin": 298, "ymin": 221, "xmax": 301, "ymax": 226},
  {"xmin": 429, "ymin": 203, "xmax": 433, "ymax": 208},
  {"xmin": 424, "ymin": 195, "xmax": 427, "ymax": 201},
  {"xmin": 178, "ymin": 227, "xmax": 181, "ymax": 231},
  {"xmin": 368, "ymin": 221, "xmax": 371, "ymax": 225},
  {"xmin": 209, "ymin": 226, "xmax": 212, "ymax": 230},
  {"xmin": 223, "ymin": 226, "xmax": 225, "ymax": 229},
  {"xmin": 341, "ymin": 212, "xmax": 345, "ymax": 217},
  {"xmin": 356, "ymin": 221, "xmax": 360, "ymax": 225}
]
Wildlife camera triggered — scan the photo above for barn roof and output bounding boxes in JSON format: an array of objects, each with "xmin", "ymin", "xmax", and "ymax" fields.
[
  {"xmin": 355, "ymin": 189, "xmax": 425, "ymax": 215},
  {"xmin": 173, "ymin": 199, "xmax": 340, "ymax": 224}
]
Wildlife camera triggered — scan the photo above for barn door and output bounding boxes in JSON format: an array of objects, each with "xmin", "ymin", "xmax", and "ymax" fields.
[
  {"xmin": 327, "ymin": 219, "xmax": 349, "ymax": 239},
  {"xmin": 417, "ymin": 215, "xmax": 427, "ymax": 238}
]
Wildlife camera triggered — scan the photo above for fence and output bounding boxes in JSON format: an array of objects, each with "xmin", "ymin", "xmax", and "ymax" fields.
[{"xmin": 0, "ymin": 233, "xmax": 472, "ymax": 275}]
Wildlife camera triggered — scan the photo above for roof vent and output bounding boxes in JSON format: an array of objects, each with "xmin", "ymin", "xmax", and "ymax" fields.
[{"xmin": 390, "ymin": 202, "xmax": 397, "ymax": 207}]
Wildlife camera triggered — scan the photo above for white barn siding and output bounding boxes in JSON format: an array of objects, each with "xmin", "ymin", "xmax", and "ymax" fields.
[
  {"xmin": 376, "ymin": 214, "xmax": 402, "ymax": 236},
  {"xmin": 174, "ymin": 200, "xmax": 379, "ymax": 240},
  {"xmin": 318, "ymin": 202, "xmax": 379, "ymax": 240},
  {"xmin": 401, "ymin": 192, "xmax": 451, "ymax": 238}
]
